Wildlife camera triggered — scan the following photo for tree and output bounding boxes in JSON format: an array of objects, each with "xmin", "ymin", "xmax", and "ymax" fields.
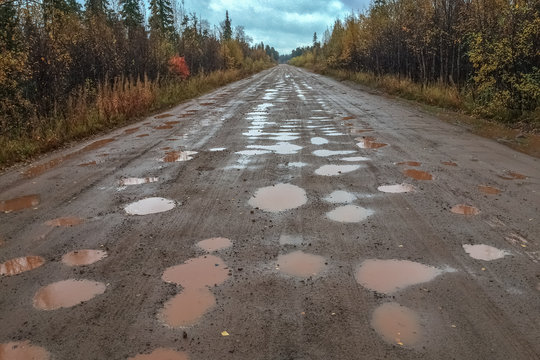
[
  {"xmin": 149, "ymin": 0, "xmax": 175, "ymax": 37},
  {"xmin": 222, "ymin": 10, "xmax": 232, "ymax": 41}
]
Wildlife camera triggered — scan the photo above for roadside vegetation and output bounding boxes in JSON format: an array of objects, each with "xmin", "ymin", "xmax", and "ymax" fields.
[
  {"xmin": 287, "ymin": 0, "xmax": 539, "ymax": 130},
  {"xmin": 0, "ymin": 1, "xmax": 278, "ymax": 167}
]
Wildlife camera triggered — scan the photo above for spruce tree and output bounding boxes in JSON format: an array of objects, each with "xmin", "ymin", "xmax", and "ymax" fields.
[
  {"xmin": 121, "ymin": 0, "xmax": 143, "ymax": 29},
  {"xmin": 149, "ymin": 0, "xmax": 175, "ymax": 36},
  {"xmin": 222, "ymin": 10, "xmax": 232, "ymax": 41}
]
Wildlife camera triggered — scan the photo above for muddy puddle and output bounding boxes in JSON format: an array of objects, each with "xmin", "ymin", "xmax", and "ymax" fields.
[
  {"xmin": 450, "ymin": 204, "xmax": 480, "ymax": 215},
  {"xmin": 162, "ymin": 255, "xmax": 228, "ymax": 288},
  {"xmin": 326, "ymin": 205, "xmax": 373, "ymax": 223},
  {"xmin": 311, "ymin": 137, "xmax": 329, "ymax": 145},
  {"xmin": 350, "ymin": 129, "xmax": 372, "ymax": 134},
  {"xmin": 154, "ymin": 125, "xmax": 174, "ymax": 130},
  {"xmin": 339, "ymin": 156, "xmax": 370, "ymax": 162},
  {"xmin": 33, "ymin": 279, "xmax": 106, "ymax": 310},
  {"xmin": 125, "ymin": 197, "xmax": 175, "ymax": 215},
  {"xmin": 0, "ymin": 341, "xmax": 50, "ymax": 359},
  {"xmin": 377, "ymin": 184, "xmax": 415, "ymax": 193},
  {"xmin": 159, "ymin": 287, "xmax": 216, "ymax": 327},
  {"xmin": 23, "ymin": 139, "xmax": 114, "ymax": 178},
  {"xmin": 499, "ymin": 171, "xmax": 527, "ymax": 180},
  {"xmin": 463, "ymin": 244, "xmax": 510, "ymax": 261},
  {"xmin": 78, "ymin": 160, "xmax": 97, "ymax": 167},
  {"xmin": 403, "ymin": 169, "xmax": 433, "ymax": 180},
  {"xmin": 372, "ymin": 302, "xmax": 421, "ymax": 346},
  {"xmin": 136, "ymin": 134, "xmax": 149, "ymax": 138},
  {"xmin": 279, "ymin": 235, "xmax": 303, "ymax": 245},
  {"xmin": 342, "ymin": 116, "xmax": 355, "ymax": 120},
  {"xmin": 313, "ymin": 150, "xmax": 356, "ymax": 157},
  {"xmin": 478, "ymin": 185, "xmax": 501, "ymax": 195},
  {"xmin": 0, "ymin": 256, "xmax": 45, "ymax": 276},
  {"xmin": 129, "ymin": 348, "xmax": 189, "ymax": 360},
  {"xmin": 45, "ymin": 217, "xmax": 84, "ymax": 227},
  {"xmin": 0, "ymin": 194, "xmax": 40, "ymax": 213},
  {"xmin": 324, "ymin": 190, "xmax": 356, "ymax": 204},
  {"xmin": 124, "ymin": 127, "xmax": 139, "ymax": 135},
  {"xmin": 276, "ymin": 251, "xmax": 325, "ymax": 277},
  {"xmin": 196, "ymin": 237, "xmax": 232, "ymax": 252},
  {"xmin": 119, "ymin": 177, "xmax": 159, "ymax": 186},
  {"xmin": 397, "ymin": 161, "xmax": 421, "ymax": 167},
  {"xmin": 161, "ymin": 151, "xmax": 197, "ymax": 162},
  {"xmin": 199, "ymin": 102, "xmax": 214, "ymax": 106},
  {"xmin": 249, "ymin": 183, "xmax": 307, "ymax": 212},
  {"xmin": 356, "ymin": 136, "xmax": 387, "ymax": 149},
  {"xmin": 155, "ymin": 113, "xmax": 173, "ymax": 119},
  {"xmin": 315, "ymin": 164, "xmax": 361, "ymax": 176},
  {"xmin": 246, "ymin": 142, "xmax": 302, "ymax": 155},
  {"xmin": 355, "ymin": 259, "xmax": 446, "ymax": 294},
  {"xmin": 165, "ymin": 120, "xmax": 181, "ymax": 125},
  {"xmin": 442, "ymin": 161, "xmax": 457, "ymax": 166},
  {"xmin": 62, "ymin": 250, "xmax": 108, "ymax": 266}
]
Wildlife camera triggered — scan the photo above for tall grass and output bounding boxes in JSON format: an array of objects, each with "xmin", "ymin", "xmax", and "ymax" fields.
[{"xmin": 0, "ymin": 62, "xmax": 272, "ymax": 167}]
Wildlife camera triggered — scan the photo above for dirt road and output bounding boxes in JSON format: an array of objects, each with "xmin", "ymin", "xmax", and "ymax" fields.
[{"xmin": 1, "ymin": 65, "xmax": 539, "ymax": 359}]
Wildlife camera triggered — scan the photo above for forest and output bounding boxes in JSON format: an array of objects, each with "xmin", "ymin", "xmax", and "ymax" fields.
[
  {"xmin": 289, "ymin": 0, "xmax": 539, "ymax": 126},
  {"xmin": 0, "ymin": 0, "xmax": 278, "ymax": 165}
]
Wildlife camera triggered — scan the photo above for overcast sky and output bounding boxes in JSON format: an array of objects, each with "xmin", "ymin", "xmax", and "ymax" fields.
[{"xmin": 183, "ymin": 0, "xmax": 370, "ymax": 55}]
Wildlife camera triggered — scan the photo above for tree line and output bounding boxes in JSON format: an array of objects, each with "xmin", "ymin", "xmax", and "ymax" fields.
[
  {"xmin": 0, "ymin": 1, "xmax": 278, "ymax": 138},
  {"xmin": 289, "ymin": 0, "xmax": 539, "ymax": 123}
]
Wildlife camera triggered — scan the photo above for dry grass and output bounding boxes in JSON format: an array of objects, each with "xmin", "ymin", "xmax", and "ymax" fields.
[{"xmin": 0, "ymin": 63, "xmax": 273, "ymax": 168}]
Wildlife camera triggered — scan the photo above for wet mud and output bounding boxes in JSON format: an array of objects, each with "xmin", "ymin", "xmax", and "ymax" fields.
[
  {"xmin": 403, "ymin": 169, "xmax": 433, "ymax": 180},
  {"xmin": 45, "ymin": 217, "xmax": 84, "ymax": 227},
  {"xmin": 0, "ymin": 256, "xmax": 45, "ymax": 276},
  {"xmin": 0, "ymin": 194, "xmax": 40, "ymax": 213},
  {"xmin": 371, "ymin": 302, "xmax": 421, "ymax": 346},
  {"xmin": 61, "ymin": 250, "xmax": 108, "ymax": 266}
]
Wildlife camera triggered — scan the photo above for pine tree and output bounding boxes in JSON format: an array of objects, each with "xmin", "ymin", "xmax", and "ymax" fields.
[
  {"xmin": 121, "ymin": 0, "xmax": 143, "ymax": 29},
  {"xmin": 149, "ymin": 0, "xmax": 175, "ymax": 36},
  {"xmin": 222, "ymin": 10, "xmax": 232, "ymax": 41}
]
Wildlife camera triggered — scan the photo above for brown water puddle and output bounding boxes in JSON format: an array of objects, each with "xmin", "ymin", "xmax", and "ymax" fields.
[
  {"xmin": 45, "ymin": 217, "xmax": 84, "ymax": 227},
  {"xmin": 403, "ymin": 169, "xmax": 433, "ymax": 180},
  {"xmin": 314, "ymin": 164, "xmax": 361, "ymax": 176},
  {"xmin": 125, "ymin": 197, "xmax": 175, "ymax": 215},
  {"xmin": 0, "ymin": 194, "xmax": 40, "ymax": 213},
  {"xmin": 124, "ymin": 127, "xmax": 140, "ymax": 135},
  {"xmin": 0, "ymin": 256, "xmax": 45, "ymax": 276},
  {"xmin": 326, "ymin": 205, "xmax": 373, "ymax": 223},
  {"xmin": 136, "ymin": 134, "xmax": 149, "ymax": 138},
  {"xmin": 478, "ymin": 185, "xmax": 502, "ymax": 195},
  {"xmin": 162, "ymin": 151, "xmax": 197, "ymax": 162},
  {"xmin": 155, "ymin": 113, "xmax": 173, "ymax": 119},
  {"xmin": 499, "ymin": 171, "xmax": 527, "ymax": 180},
  {"xmin": 0, "ymin": 341, "xmax": 51, "ymax": 359},
  {"xmin": 196, "ymin": 237, "xmax": 232, "ymax": 252},
  {"xmin": 276, "ymin": 251, "xmax": 325, "ymax": 277},
  {"xmin": 377, "ymin": 184, "xmax": 415, "ymax": 193},
  {"xmin": 33, "ymin": 279, "xmax": 106, "ymax": 310},
  {"xmin": 78, "ymin": 161, "xmax": 97, "ymax": 167},
  {"xmin": 129, "ymin": 348, "xmax": 189, "ymax": 360},
  {"xmin": 178, "ymin": 114, "xmax": 192, "ymax": 118},
  {"xmin": 62, "ymin": 250, "xmax": 108, "ymax": 266},
  {"xmin": 342, "ymin": 116, "xmax": 355, "ymax": 120},
  {"xmin": 372, "ymin": 302, "xmax": 421, "ymax": 346},
  {"xmin": 248, "ymin": 183, "xmax": 307, "ymax": 212},
  {"xmin": 450, "ymin": 204, "xmax": 480, "ymax": 215},
  {"xmin": 350, "ymin": 129, "xmax": 372, "ymax": 134},
  {"xmin": 442, "ymin": 161, "xmax": 457, "ymax": 166},
  {"xmin": 356, "ymin": 136, "xmax": 387, "ymax": 149},
  {"xmin": 162, "ymin": 255, "xmax": 228, "ymax": 288},
  {"xmin": 463, "ymin": 244, "xmax": 510, "ymax": 261},
  {"xmin": 119, "ymin": 177, "xmax": 159, "ymax": 186},
  {"xmin": 154, "ymin": 125, "xmax": 174, "ymax": 130},
  {"xmin": 164, "ymin": 121, "xmax": 181, "ymax": 125},
  {"xmin": 355, "ymin": 259, "xmax": 444, "ymax": 294},
  {"xmin": 159, "ymin": 287, "xmax": 216, "ymax": 327},
  {"xmin": 23, "ymin": 138, "xmax": 115, "ymax": 178},
  {"xmin": 397, "ymin": 161, "xmax": 421, "ymax": 167}
]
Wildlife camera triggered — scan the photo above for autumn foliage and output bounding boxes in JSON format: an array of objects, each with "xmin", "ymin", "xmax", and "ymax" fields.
[{"xmin": 168, "ymin": 56, "xmax": 190, "ymax": 79}]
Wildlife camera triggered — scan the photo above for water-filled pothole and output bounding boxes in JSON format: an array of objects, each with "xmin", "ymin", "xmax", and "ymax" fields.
[
  {"xmin": 196, "ymin": 237, "xmax": 232, "ymax": 252},
  {"xmin": 0, "ymin": 341, "xmax": 50, "ymax": 359},
  {"xmin": 125, "ymin": 197, "xmax": 175, "ymax": 215},
  {"xmin": 314, "ymin": 165, "xmax": 361, "ymax": 176},
  {"xmin": 355, "ymin": 259, "xmax": 446, "ymax": 294},
  {"xmin": 248, "ymin": 183, "xmax": 307, "ymax": 212},
  {"xmin": 326, "ymin": 205, "xmax": 373, "ymax": 223},
  {"xmin": 377, "ymin": 184, "xmax": 415, "ymax": 193},
  {"xmin": 313, "ymin": 150, "xmax": 356, "ymax": 157},
  {"xmin": 311, "ymin": 137, "xmax": 329, "ymax": 145},
  {"xmin": 463, "ymin": 244, "xmax": 510, "ymax": 261},
  {"xmin": 161, "ymin": 151, "xmax": 197, "ymax": 162},
  {"xmin": 276, "ymin": 251, "xmax": 325, "ymax": 277},
  {"xmin": 158, "ymin": 287, "xmax": 216, "ymax": 328},
  {"xmin": 403, "ymin": 169, "xmax": 433, "ymax": 180},
  {"xmin": 0, "ymin": 256, "xmax": 45, "ymax": 276},
  {"xmin": 33, "ymin": 279, "xmax": 106, "ymax": 310},
  {"xmin": 162, "ymin": 255, "xmax": 228, "ymax": 288},
  {"xmin": 62, "ymin": 250, "xmax": 108, "ymax": 266},
  {"xmin": 0, "ymin": 194, "xmax": 40, "ymax": 213},
  {"xmin": 357, "ymin": 137, "xmax": 387, "ymax": 149},
  {"xmin": 372, "ymin": 302, "xmax": 421, "ymax": 346},
  {"xmin": 478, "ymin": 185, "xmax": 501, "ymax": 195},
  {"xmin": 324, "ymin": 190, "xmax": 356, "ymax": 203},
  {"xmin": 129, "ymin": 348, "xmax": 189, "ymax": 360},
  {"xmin": 450, "ymin": 204, "xmax": 480, "ymax": 215}
]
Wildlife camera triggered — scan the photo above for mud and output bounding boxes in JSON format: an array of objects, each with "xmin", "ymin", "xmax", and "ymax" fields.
[
  {"xmin": 451, "ymin": 204, "xmax": 480, "ymax": 215},
  {"xmin": 0, "ymin": 341, "xmax": 50, "ymax": 359},
  {"xmin": 61, "ymin": 250, "xmax": 108, "ymax": 266},
  {"xmin": 0, "ymin": 194, "xmax": 40, "ymax": 213},
  {"xmin": 403, "ymin": 169, "xmax": 433, "ymax": 180},
  {"xmin": 33, "ymin": 279, "xmax": 106, "ymax": 310},
  {"xmin": 0, "ymin": 256, "xmax": 45, "ymax": 276},
  {"xmin": 45, "ymin": 217, "xmax": 84, "ymax": 227},
  {"xmin": 478, "ymin": 185, "xmax": 502, "ymax": 195},
  {"xmin": 371, "ymin": 302, "xmax": 421, "ymax": 347},
  {"xmin": 159, "ymin": 287, "xmax": 216, "ymax": 327}
]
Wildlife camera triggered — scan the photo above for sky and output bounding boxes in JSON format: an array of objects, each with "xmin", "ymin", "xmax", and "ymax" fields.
[{"xmin": 183, "ymin": 0, "xmax": 370, "ymax": 55}]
